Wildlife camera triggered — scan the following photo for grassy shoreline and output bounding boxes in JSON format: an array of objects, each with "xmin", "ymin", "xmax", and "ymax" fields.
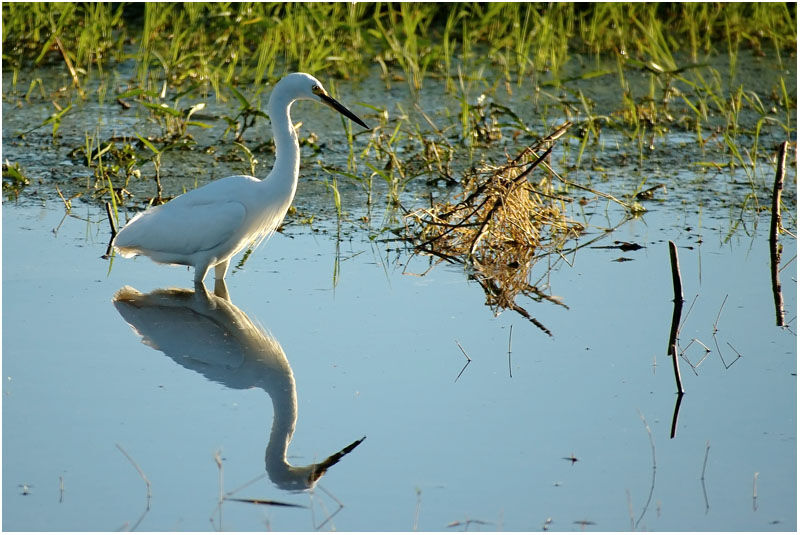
[
  {"xmin": 2, "ymin": 3, "xmax": 796, "ymax": 234},
  {"xmin": 3, "ymin": 3, "xmax": 796, "ymax": 90}
]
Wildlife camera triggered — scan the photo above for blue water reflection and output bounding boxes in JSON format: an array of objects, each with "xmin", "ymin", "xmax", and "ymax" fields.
[
  {"xmin": 112, "ymin": 283, "xmax": 365, "ymax": 492},
  {"xmin": 2, "ymin": 200, "xmax": 795, "ymax": 531}
]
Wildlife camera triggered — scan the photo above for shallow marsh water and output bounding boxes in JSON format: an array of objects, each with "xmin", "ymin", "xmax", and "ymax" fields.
[
  {"xmin": 3, "ymin": 194, "xmax": 796, "ymax": 531},
  {"xmin": 2, "ymin": 52, "xmax": 797, "ymax": 531}
]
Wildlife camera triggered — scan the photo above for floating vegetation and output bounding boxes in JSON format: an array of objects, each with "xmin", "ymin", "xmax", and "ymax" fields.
[
  {"xmin": 402, "ymin": 122, "xmax": 583, "ymax": 335},
  {"xmin": 2, "ymin": 160, "xmax": 31, "ymax": 200}
]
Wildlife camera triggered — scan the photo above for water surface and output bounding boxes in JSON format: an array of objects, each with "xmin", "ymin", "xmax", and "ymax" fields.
[
  {"xmin": 2, "ymin": 196, "xmax": 795, "ymax": 531},
  {"xmin": 2, "ymin": 47, "xmax": 796, "ymax": 532}
]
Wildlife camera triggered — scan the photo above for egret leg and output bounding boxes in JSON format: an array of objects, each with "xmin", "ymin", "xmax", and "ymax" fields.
[
  {"xmin": 194, "ymin": 263, "xmax": 211, "ymax": 284},
  {"xmin": 214, "ymin": 259, "xmax": 230, "ymax": 281},
  {"xmin": 194, "ymin": 279, "xmax": 212, "ymax": 300},
  {"xmin": 214, "ymin": 278, "xmax": 230, "ymax": 301}
]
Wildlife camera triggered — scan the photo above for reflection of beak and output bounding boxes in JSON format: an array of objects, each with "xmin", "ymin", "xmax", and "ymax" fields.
[
  {"xmin": 319, "ymin": 93, "xmax": 369, "ymax": 129},
  {"xmin": 307, "ymin": 435, "xmax": 366, "ymax": 485}
]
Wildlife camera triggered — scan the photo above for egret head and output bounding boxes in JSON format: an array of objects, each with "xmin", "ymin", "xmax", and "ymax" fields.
[{"xmin": 277, "ymin": 72, "xmax": 368, "ymax": 129}]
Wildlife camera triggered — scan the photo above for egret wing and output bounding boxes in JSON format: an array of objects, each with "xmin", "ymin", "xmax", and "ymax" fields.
[{"xmin": 115, "ymin": 199, "xmax": 246, "ymax": 257}]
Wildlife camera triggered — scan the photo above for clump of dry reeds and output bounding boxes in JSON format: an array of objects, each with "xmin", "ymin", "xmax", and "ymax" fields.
[{"xmin": 403, "ymin": 122, "xmax": 583, "ymax": 335}]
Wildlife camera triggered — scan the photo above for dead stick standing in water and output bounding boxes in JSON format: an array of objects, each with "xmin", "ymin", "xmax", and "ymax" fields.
[
  {"xmin": 669, "ymin": 391, "xmax": 684, "ymax": 439},
  {"xmin": 104, "ymin": 202, "xmax": 118, "ymax": 258},
  {"xmin": 105, "ymin": 201, "xmax": 118, "ymax": 237},
  {"xmin": 769, "ymin": 141, "xmax": 787, "ymax": 327},
  {"xmin": 667, "ymin": 241, "xmax": 685, "ymax": 395}
]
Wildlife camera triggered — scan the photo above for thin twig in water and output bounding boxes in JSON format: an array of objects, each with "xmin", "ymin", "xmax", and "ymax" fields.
[
  {"xmin": 668, "ymin": 241, "xmax": 685, "ymax": 304},
  {"xmin": 544, "ymin": 158, "xmax": 632, "ymax": 210},
  {"xmin": 211, "ymin": 449, "xmax": 224, "ymax": 531},
  {"xmin": 52, "ymin": 211, "xmax": 69, "ymax": 237},
  {"xmin": 55, "ymin": 185, "xmax": 72, "ymax": 212},
  {"xmin": 779, "ymin": 254, "xmax": 796, "ymax": 272},
  {"xmin": 770, "ymin": 141, "xmax": 787, "ymax": 326},
  {"xmin": 679, "ymin": 339, "xmax": 698, "ymax": 362},
  {"xmin": 104, "ymin": 201, "xmax": 118, "ymax": 257},
  {"xmin": 312, "ymin": 483, "xmax": 344, "ymax": 530},
  {"xmin": 455, "ymin": 340, "xmax": 472, "ymax": 361},
  {"xmin": 712, "ymin": 334, "xmax": 730, "ymax": 369},
  {"xmin": 678, "ymin": 356, "xmax": 698, "ymax": 376},
  {"xmin": 752, "ymin": 472, "xmax": 759, "ymax": 511},
  {"xmin": 694, "ymin": 338, "xmax": 711, "ymax": 368},
  {"xmin": 667, "ymin": 241, "xmax": 685, "ymax": 394},
  {"xmin": 713, "ymin": 294, "xmax": 728, "ymax": 334},
  {"xmin": 115, "ymin": 443, "xmax": 152, "ymax": 531},
  {"xmin": 54, "ymin": 35, "xmax": 83, "ymax": 97},
  {"xmin": 626, "ymin": 489, "xmax": 635, "ymax": 531},
  {"xmin": 413, "ymin": 488, "xmax": 422, "ymax": 531},
  {"xmin": 679, "ymin": 338, "xmax": 711, "ymax": 374},
  {"xmin": 447, "ymin": 517, "xmax": 490, "ymax": 530},
  {"xmin": 692, "ymin": 338, "xmax": 712, "ymax": 356},
  {"xmin": 783, "ymin": 316, "xmax": 797, "ymax": 336},
  {"xmin": 678, "ymin": 294, "xmax": 699, "ymax": 333},
  {"xmin": 700, "ymin": 441, "xmax": 710, "ymax": 513},
  {"xmin": 116, "ymin": 444, "xmax": 151, "ymax": 501},
  {"xmin": 222, "ymin": 473, "xmax": 267, "ymax": 500},
  {"xmin": 669, "ymin": 392, "xmax": 684, "ymax": 439},
  {"xmin": 507, "ymin": 325, "xmax": 513, "ymax": 378},
  {"xmin": 228, "ymin": 498, "xmax": 304, "ymax": 508},
  {"xmin": 454, "ymin": 340, "xmax": 472, "ymax": 383},
  {"xmin": 724, "ymin": 341, "xmax": 743, "ymax": 368},
  {"xmin": 635, "ymin": 410, "xmax": 657, "ymax": 529}
]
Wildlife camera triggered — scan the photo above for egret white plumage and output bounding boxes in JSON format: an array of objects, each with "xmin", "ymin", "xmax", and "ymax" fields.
[
  {"xmin": 112, "ymin": 72, "xmax": 368, "ymax": 283},
  {"xmin": 113, "ymin": 285, "xmax": 366, "ymax": 490}
]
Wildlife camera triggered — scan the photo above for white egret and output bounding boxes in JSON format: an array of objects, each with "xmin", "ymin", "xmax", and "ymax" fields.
[{"xmin": 113, "ymin": 72, "xmax": 368, "ymax": 283}]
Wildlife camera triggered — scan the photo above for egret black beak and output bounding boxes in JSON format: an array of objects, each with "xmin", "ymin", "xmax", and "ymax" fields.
[{"xmin": 319, "ymin": 93, "xmax": 369, "ymax": 129}]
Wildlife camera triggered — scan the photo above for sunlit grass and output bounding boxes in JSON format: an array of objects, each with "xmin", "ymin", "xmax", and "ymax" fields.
[
  {"xmin": 2, "ymin": 2, "xmax": 795, "ymax": 234},
  {"xmin": 4, "ymin": 3, "xmax": 795, "ymax": 91}
]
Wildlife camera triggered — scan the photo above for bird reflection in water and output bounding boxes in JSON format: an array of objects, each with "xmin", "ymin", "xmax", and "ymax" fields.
[{"xmin": 112, "ymin": 281, "xmax": 365, "ymax": 491}]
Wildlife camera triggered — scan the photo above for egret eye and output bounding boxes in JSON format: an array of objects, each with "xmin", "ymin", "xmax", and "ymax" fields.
[{"xmin": 312, "ymin": 85, "xmax": 321, "ymax": 94}]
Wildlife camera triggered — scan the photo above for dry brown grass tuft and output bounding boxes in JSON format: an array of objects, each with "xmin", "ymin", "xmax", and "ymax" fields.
[{"xmin": 403, "ymin": 122, "xmax": 584, "ymax": 335}]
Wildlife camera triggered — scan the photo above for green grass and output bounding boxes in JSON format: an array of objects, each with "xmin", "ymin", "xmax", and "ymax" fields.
[
  {"xmin": 4, "ymin": 3, "xmax": 795, "ymax": 92},
  {"xmin": 2, "ymin": 2, "xmax": 796, "ymax": 231},
  {"xmin": 2, "ymin": 161, "xmax": 31, "ymax": 200}
]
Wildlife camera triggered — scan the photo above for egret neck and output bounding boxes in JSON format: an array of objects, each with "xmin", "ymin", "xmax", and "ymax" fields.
[{"xmin": 266, "ymin": 85, "xmax": 301, "ymax": 203}]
